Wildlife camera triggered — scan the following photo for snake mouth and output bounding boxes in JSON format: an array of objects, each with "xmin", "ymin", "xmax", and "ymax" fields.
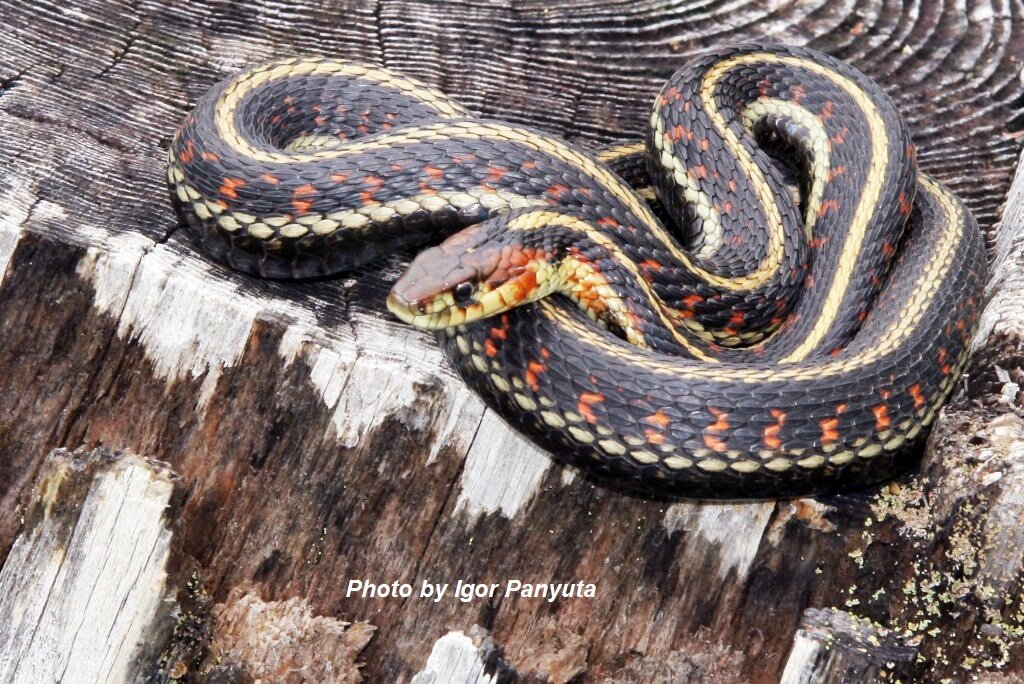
[
  {"xmin": 386, "ymin": 291, "xmax": 455, "ymax": 328},
  {"xmin": 386, "ymin": 291, "xmax": 427, "ymax": 324}
]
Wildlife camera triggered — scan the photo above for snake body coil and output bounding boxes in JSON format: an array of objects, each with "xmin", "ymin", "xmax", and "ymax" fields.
[{"xmin": 168, "ymin": 44, "xmax": 985, "ymax": 498}]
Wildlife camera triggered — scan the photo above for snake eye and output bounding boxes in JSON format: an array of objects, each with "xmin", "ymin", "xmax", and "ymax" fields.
[{"xmin": 453, "ymin": 282, "xmax": 478, "ymax": 307}]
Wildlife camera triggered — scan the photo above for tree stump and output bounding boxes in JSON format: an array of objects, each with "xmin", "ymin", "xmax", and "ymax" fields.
[{"xmin": 0, "ymin": 1, "xmax": 1022, "ymax": 681}]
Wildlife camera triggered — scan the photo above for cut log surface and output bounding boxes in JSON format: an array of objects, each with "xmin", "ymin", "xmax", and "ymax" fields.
[{"xmin": 0, "ymin": 0, "xmax": 1022, "ymax": 681}]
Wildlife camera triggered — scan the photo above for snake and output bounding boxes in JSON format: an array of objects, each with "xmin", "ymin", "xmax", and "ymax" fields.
[{"xmin": 167, "ymin": 44, "xmax": 985, "ymax": 499}]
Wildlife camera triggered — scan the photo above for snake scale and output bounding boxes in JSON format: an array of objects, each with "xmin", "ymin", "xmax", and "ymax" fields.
[{"xmin": 168, "ymin": 44, "xmax": 985, "ymax": 498}]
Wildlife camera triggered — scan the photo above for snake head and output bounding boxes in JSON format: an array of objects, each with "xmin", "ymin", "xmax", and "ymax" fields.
[{"xmin": 388, "ymin": 222, "xmax": 561, "ymax": 328}]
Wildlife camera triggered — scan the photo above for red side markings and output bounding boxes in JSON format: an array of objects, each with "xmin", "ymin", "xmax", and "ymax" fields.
[
  {"xmin": 361, "ymin": 175, "xmax": 385, "ymax": 204},
  {"xmin": 702, "ymin": 408, "xmax": 730, "ymax": 453},
  {"xmin": 908, "ymin": 384, "xmax": 926, "ymax": 409},
  {"xmin": 291, "ymin": 184, "xmax": 317, "ymax": 214},
  {"xmin": 763, "ymin": 409, "xmax": 787, "ymax": 449},
  {"xmin": 524, "ymin": 361, "xmax": 546, "ymax": 392},
  {"xmin": 219, "ymin": 177, "xmax": 246, "ymax": 199},
  {"xmin": 178, "ymin": 140, "xmax": 195, "ymax": 164},
  {"xmin": 578, "ymin": 392, "xmax": 604, "ymax": 424},
  {"xmin": 872, "ymin": 404, "xmax": 891, "ymax": 431},
  {"xmin": 819, "ymin": 417, "xmax": 839, "ymax": 445}
]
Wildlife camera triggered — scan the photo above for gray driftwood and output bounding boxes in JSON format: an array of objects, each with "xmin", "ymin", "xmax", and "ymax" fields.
[{"xmin": 0, "ymin": 0, "xmax": 1023, "ymax": 681}]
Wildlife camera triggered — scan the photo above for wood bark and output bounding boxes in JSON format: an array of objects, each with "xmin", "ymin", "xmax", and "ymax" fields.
[{"xmin": 0, "ymin": 0, "xmax": 1022, "ymax": 681}]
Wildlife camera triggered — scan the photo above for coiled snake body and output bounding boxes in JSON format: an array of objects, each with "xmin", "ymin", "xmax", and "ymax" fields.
[{"xmin": 168, "ymin": 44, "xmax": 985, "ymax": 498}]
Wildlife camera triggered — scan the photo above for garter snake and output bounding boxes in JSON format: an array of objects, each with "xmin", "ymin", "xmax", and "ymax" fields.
[{"xmin": 168, "ymin": 44, "xmax": 985, "ymax": 498}]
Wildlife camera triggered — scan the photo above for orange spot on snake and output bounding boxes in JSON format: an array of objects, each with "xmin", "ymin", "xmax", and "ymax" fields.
[
  {"xmin": 178, "ymin": 140, "xmax": 195, "ymax": 164},
  {"xmin": 707, "ymin": 408, "xmax": 729, "ymax": 433},
  {"xmin": 578, "ymin": 392, "xmax": 605, "ymax": 424},
  {"xmin": 819, "ymin": 417, "xmax": 840, "ymax": 445},
  {"xmin": 646, "ymin": 429, "xmax": 666, "ymax": 445},
  {"xmin": 818, "ymin": 199, "xmax": 840, "ymax": 217},
  {"xmin": 219, "ymin": 177, "xmax": 246, "ymax": 199},
  {"xmin": 703, "ymin": 435, "xmax": 728, "ymax": 453},
  {"xmin": 670, "ymin": 125, "xmax": 693, "ymax": 142},
  {"xmin": 361, "ymin": 175, "xmax": 385, "ymax": 204},
  {"xmin": 643, "ymin": 410, "xmax": 671, "ymax": 428},
  {"xmin": 872, "ymin": 404, "xmax": 891, "ymax": 431},
  {"xmin": 909, "ymin": 384, "xmax": 926, "ymax": 409},
  {"xmin": 292, "ymin": 184, "xmax": 317, "ymax": 214},
  {"xmin": 763, "ymin": 409, "xmax": 787, "ymax": 449},
  {"xmin": 525, "ymin": 361, "xmax": 546, "ymax": 392}
]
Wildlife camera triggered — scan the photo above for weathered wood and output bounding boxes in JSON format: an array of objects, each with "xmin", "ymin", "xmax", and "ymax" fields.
[
  {"xmin": 0, "ymin": 448, "xmax": 177, "ymax": 682},
  {"xmin": 779, "ymin": 608, "xmax": 917, "ymax": 683},
  {"xmin": 206, "ymin": 588, "xmax": 375, "ymax": 682},
  {"xmin": 0, "ymin": 0, "xmax": 1022, "ymax": 681},
  {"xmin": 412, "ymin": 628, "xmax": 515, "ymax": 684}
]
